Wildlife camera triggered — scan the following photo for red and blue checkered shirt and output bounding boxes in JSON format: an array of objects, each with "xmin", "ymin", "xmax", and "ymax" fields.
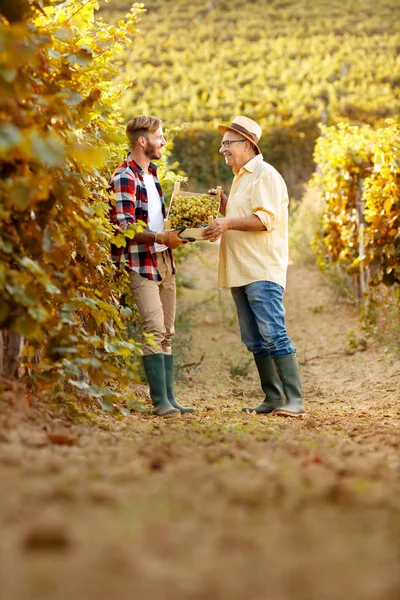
[{"xmin": 108, "ymin": 154, "xmax": 175, "ymax": 281}]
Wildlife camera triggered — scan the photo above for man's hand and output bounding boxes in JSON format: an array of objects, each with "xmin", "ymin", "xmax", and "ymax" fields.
[
  {"xmin": 202, "ymin": 218, "xmax": 230, "ymax": 242},
  {"xmin": 157, "ymin": 228, "xmax": 189, "ymax": 249}
]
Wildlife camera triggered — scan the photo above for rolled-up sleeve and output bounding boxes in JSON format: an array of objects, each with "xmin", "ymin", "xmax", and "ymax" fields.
[
  {"xmin": 251, "ymin": 170, "xmax": 286, "ymax": 232},
  {"xmin": 111, "ymin": 173, "xmax": 136, "ymax": 230}
]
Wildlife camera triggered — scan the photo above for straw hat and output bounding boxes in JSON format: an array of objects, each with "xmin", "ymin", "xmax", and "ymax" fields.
[{"xmin": 218, "ymin": 116, "xmax": 262, "ymax": 154}]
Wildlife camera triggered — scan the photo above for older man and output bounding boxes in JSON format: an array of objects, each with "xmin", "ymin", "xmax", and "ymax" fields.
[
  {"xmin": 109, "ymin": 115, "xmax": 195, "ymax": 416},
  {"xmin": 203, "ymin": 116, "xmax": 305, "ymax": 416}
]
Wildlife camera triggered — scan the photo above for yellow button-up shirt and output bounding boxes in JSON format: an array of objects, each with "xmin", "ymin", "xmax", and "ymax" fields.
[{"xmin": 218, "ymin": 154, "xmax": 289, "ymax": 289}]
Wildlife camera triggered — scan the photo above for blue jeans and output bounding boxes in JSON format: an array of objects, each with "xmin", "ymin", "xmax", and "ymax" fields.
[{"xmin": 231, "ymin": 281, "xmax": 296, "ymax": 358}]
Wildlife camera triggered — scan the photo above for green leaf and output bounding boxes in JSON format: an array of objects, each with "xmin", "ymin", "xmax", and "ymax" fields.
[
  {"xmin": 104, "ymin": 340, "xmax": 139, "ymax": 356},
  {"xmin": 64, "ymin": 91, "xmax": 83, "ymax": 107},
  {"xmin": 0, "ymin": 265, "xmax": 6, "ymax": 287},
  {"xmin": 71, "ymin": 357, "xmax": 103, "ymax": 369},
  {"xmin": 0, "ymin": 74, "xmax": 14, "ymax": 96},
  {"xmin": 19, "ymin": 257, "xmax": 44, "ymax": 275},
  {"xmin": 97, "ymin": 398, "xmax": 115, "ymax": 412},
  {"xmin": 15, "ymin": 314, "xmax": 42, "ymax": 339},
  {"xmin": 0, "ymin": 123, "xmax": 23, "ymax": 151},
  {"xmin": 66, "ymin": 52, "xmax": 93, "ymax": 67},
  {"xmin": 0, "ymin": 302, "xmax": 10, "ymax": 325},
  {"xmin": 43, "ymin": 281, "xmax": 62, "ymax": 295},
  {"xmin": 28, "ymin": 306, "xmax": 50, "ymax": 323},
  {"xmin": 113, "ymin": 233, "xmax": 127, "ymax": 247},
  {"xmin": 69, "ymin": 380, "xmax": 90, "ymax": 391},
  {"xmin": 0, "ymin": 239, "xmax": 13, "ymax": 254},
  {"xmin": 52, "ymin": 27, "xmax": 75, "ymax": 42},
  {"xmin": 29, "ymin": 131, "xmax": 65, "ymax": 167},
  {"xmin": 48, "ymin": 49, "xmax": 61, "ymax": 59},
  {"xmin": 11, "ymin": 182, "xmax": 33, "ymax": 209},
  {"xmin": 124, "ymin": 228, "xmax": 136, "ymax": 239}
]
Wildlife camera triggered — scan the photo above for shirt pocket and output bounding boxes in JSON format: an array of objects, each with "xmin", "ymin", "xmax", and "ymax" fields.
[{"xmin": 228, "ymin": 178, "xmax": 253, "ymax": 217}]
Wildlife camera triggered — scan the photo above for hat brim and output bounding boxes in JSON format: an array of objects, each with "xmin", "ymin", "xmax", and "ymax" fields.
[{"xmin": 218, "ymin": 124, "xmax": 261, "ymax": 155}]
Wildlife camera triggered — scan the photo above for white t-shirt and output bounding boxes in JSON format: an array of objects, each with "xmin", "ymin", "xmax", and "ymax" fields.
[{"xmin": 143, "ymin": 173, "xmax": 168, "ymax": 252}]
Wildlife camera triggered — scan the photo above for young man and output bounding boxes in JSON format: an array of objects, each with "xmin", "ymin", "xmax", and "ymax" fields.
[
  {"xmin": 203, "ymin": 115, "xmax": 305, "ymax": 416},
  {"xmin": 109, "ymin": 115, "xmax": 195, "ymax": 416}
]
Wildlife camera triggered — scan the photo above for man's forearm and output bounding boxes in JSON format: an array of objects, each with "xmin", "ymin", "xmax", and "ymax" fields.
[
  {"xmin": 133, "ymin": 230, "xmax": 157, "ymax": 245},
  {"xmin": 128, "ymin": 229, "xmax": 188, "ymax": 249},
  {"xmin": 224, "ymin": 215, "xmax": 266, "ymax": 231}
]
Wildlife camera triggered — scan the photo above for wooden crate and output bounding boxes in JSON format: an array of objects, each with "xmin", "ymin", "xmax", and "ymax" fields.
[{"xmin": 164, "ymin": 182, "xmax": 222, "ymax": 241}]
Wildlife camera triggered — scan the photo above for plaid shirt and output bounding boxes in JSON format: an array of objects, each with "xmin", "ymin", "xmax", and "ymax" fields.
[{"xmin": 108, "ymin": 154, "xmax": 175, "ymax": 281}]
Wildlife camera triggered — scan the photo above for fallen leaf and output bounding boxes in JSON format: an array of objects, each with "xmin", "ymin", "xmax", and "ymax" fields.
[{"xmin": 47, "ymin": 433, "xmax": 78, "ymax": 446}]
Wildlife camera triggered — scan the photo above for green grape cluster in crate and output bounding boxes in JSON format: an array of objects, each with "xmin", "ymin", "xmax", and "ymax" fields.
[{"xmin": 168, "ymin": 194, "xmax": 220, "ymax": 229}]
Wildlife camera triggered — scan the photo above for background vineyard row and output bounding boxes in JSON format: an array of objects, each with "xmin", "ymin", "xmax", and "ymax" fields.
[{"xmin": 105, "ymin": 0, "xmax": 400, "ymax": 198}]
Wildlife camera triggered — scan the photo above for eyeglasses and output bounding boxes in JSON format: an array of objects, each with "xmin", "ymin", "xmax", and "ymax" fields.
[
  {"xmin": 140, "ymin": 134, "xmax": 166, "ymax": 142},
  {"xmin": 220, "ymin": 140, "xmax": 246, "ymax": 148}
]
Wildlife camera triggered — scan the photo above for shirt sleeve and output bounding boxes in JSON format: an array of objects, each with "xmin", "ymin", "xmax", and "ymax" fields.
[
  {"xmin": 250, "ymin": 168, "xmax": 288, "ymax": 232},
  {"xmin": 110, "ymin": 172, "xmax": 136, "ymax": 230}
]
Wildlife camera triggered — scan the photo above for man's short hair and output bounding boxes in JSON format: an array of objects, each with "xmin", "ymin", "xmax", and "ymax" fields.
[{"xmin": 126, "ymin": 115, "xmax": 162, "ymax": 146}]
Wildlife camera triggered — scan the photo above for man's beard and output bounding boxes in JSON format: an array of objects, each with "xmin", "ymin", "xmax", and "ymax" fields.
[{"xmin": 144, "ymin": 141, "xmax": 160, "ymax": 160}]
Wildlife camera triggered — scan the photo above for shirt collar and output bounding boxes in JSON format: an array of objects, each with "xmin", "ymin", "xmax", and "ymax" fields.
[
  {"xmin": 127, "ymin": 153, "xmax": 158, "ymax": 176},
  {"xmin": 233, "ymin": 153, "xmax": 263, "ymax": 176}
]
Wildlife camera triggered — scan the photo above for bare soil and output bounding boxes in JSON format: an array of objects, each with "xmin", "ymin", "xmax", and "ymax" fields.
[{"xmin": 0, "ymin": 243, "xmax": 399, "ymax": 600}]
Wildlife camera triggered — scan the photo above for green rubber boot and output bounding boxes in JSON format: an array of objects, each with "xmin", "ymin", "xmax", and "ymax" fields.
[
  {"xmin": 164, "ymin": 354, "xmax": 196, "ymax": 413},
  {"xmin": 142, "ymin": 354, "xmax": 180, "ymax": 416},
  {"xmin": 272, "ymin": 354, "xmax": 305, "ymax": 417},
  {"xmin": 242, "ymin": 356, "xmax": 285, "ymax": 413}
]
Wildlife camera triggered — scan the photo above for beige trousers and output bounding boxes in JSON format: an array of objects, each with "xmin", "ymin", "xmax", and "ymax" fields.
[{"xmin": 129, "ymin": 251, "xmax": 176, "ymax": 355}]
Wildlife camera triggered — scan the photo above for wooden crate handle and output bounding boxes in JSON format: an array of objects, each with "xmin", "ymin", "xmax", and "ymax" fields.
[
  {"xmin": 166, "ymin": 181, "xmax": 180, "ymax": 224},
  {"xmin": 172, "ymin": 181, "xmax": 180, "ymax": 197},
  {"xmin": 215, "ymin": 185, "xmax": 222, "ymax": 218}
]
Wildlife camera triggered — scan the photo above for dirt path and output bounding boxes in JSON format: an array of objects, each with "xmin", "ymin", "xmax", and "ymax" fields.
[{"xmin": 0, "ymin": 243, "xmax": 399, "ymax": 600}]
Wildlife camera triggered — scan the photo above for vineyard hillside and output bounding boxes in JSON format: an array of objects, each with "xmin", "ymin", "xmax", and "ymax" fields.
[{"xmin": 104, "ymin": 0, "xmax": 400, "ymax": 196}]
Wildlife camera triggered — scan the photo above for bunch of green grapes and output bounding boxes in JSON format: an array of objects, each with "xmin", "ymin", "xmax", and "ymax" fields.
[{"xmin": 168, "ymin": 194, "xmax": 220, "ymax": 228}]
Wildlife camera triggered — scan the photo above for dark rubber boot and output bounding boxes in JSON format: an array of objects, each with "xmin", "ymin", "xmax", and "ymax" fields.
[
  {"xmin": 164, "ymin": 354, "xmax": 196, "ymax": 413},
  {"xmin": 242, "ymin": 356, "xmax": 285, "ymax": 413},
  {"xmin": 142, "ymin": 354, "xmax": 180, "ymax": 416},
  {"xmin": 272, "ymin": 354, "xmax": 305, "ymax": 417}
]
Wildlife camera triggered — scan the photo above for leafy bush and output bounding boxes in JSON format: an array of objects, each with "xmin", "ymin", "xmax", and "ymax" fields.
[
  {"xmin": 0, "ymin": 0, "xmax": 147, "ymax": 407},
  {"xmin": 312, "ymin": 121, "xmax": 399, "ymax": 287},
  {"xmin": 312, "ymin": 120, "xmax": 400, "ymax": 353}
]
